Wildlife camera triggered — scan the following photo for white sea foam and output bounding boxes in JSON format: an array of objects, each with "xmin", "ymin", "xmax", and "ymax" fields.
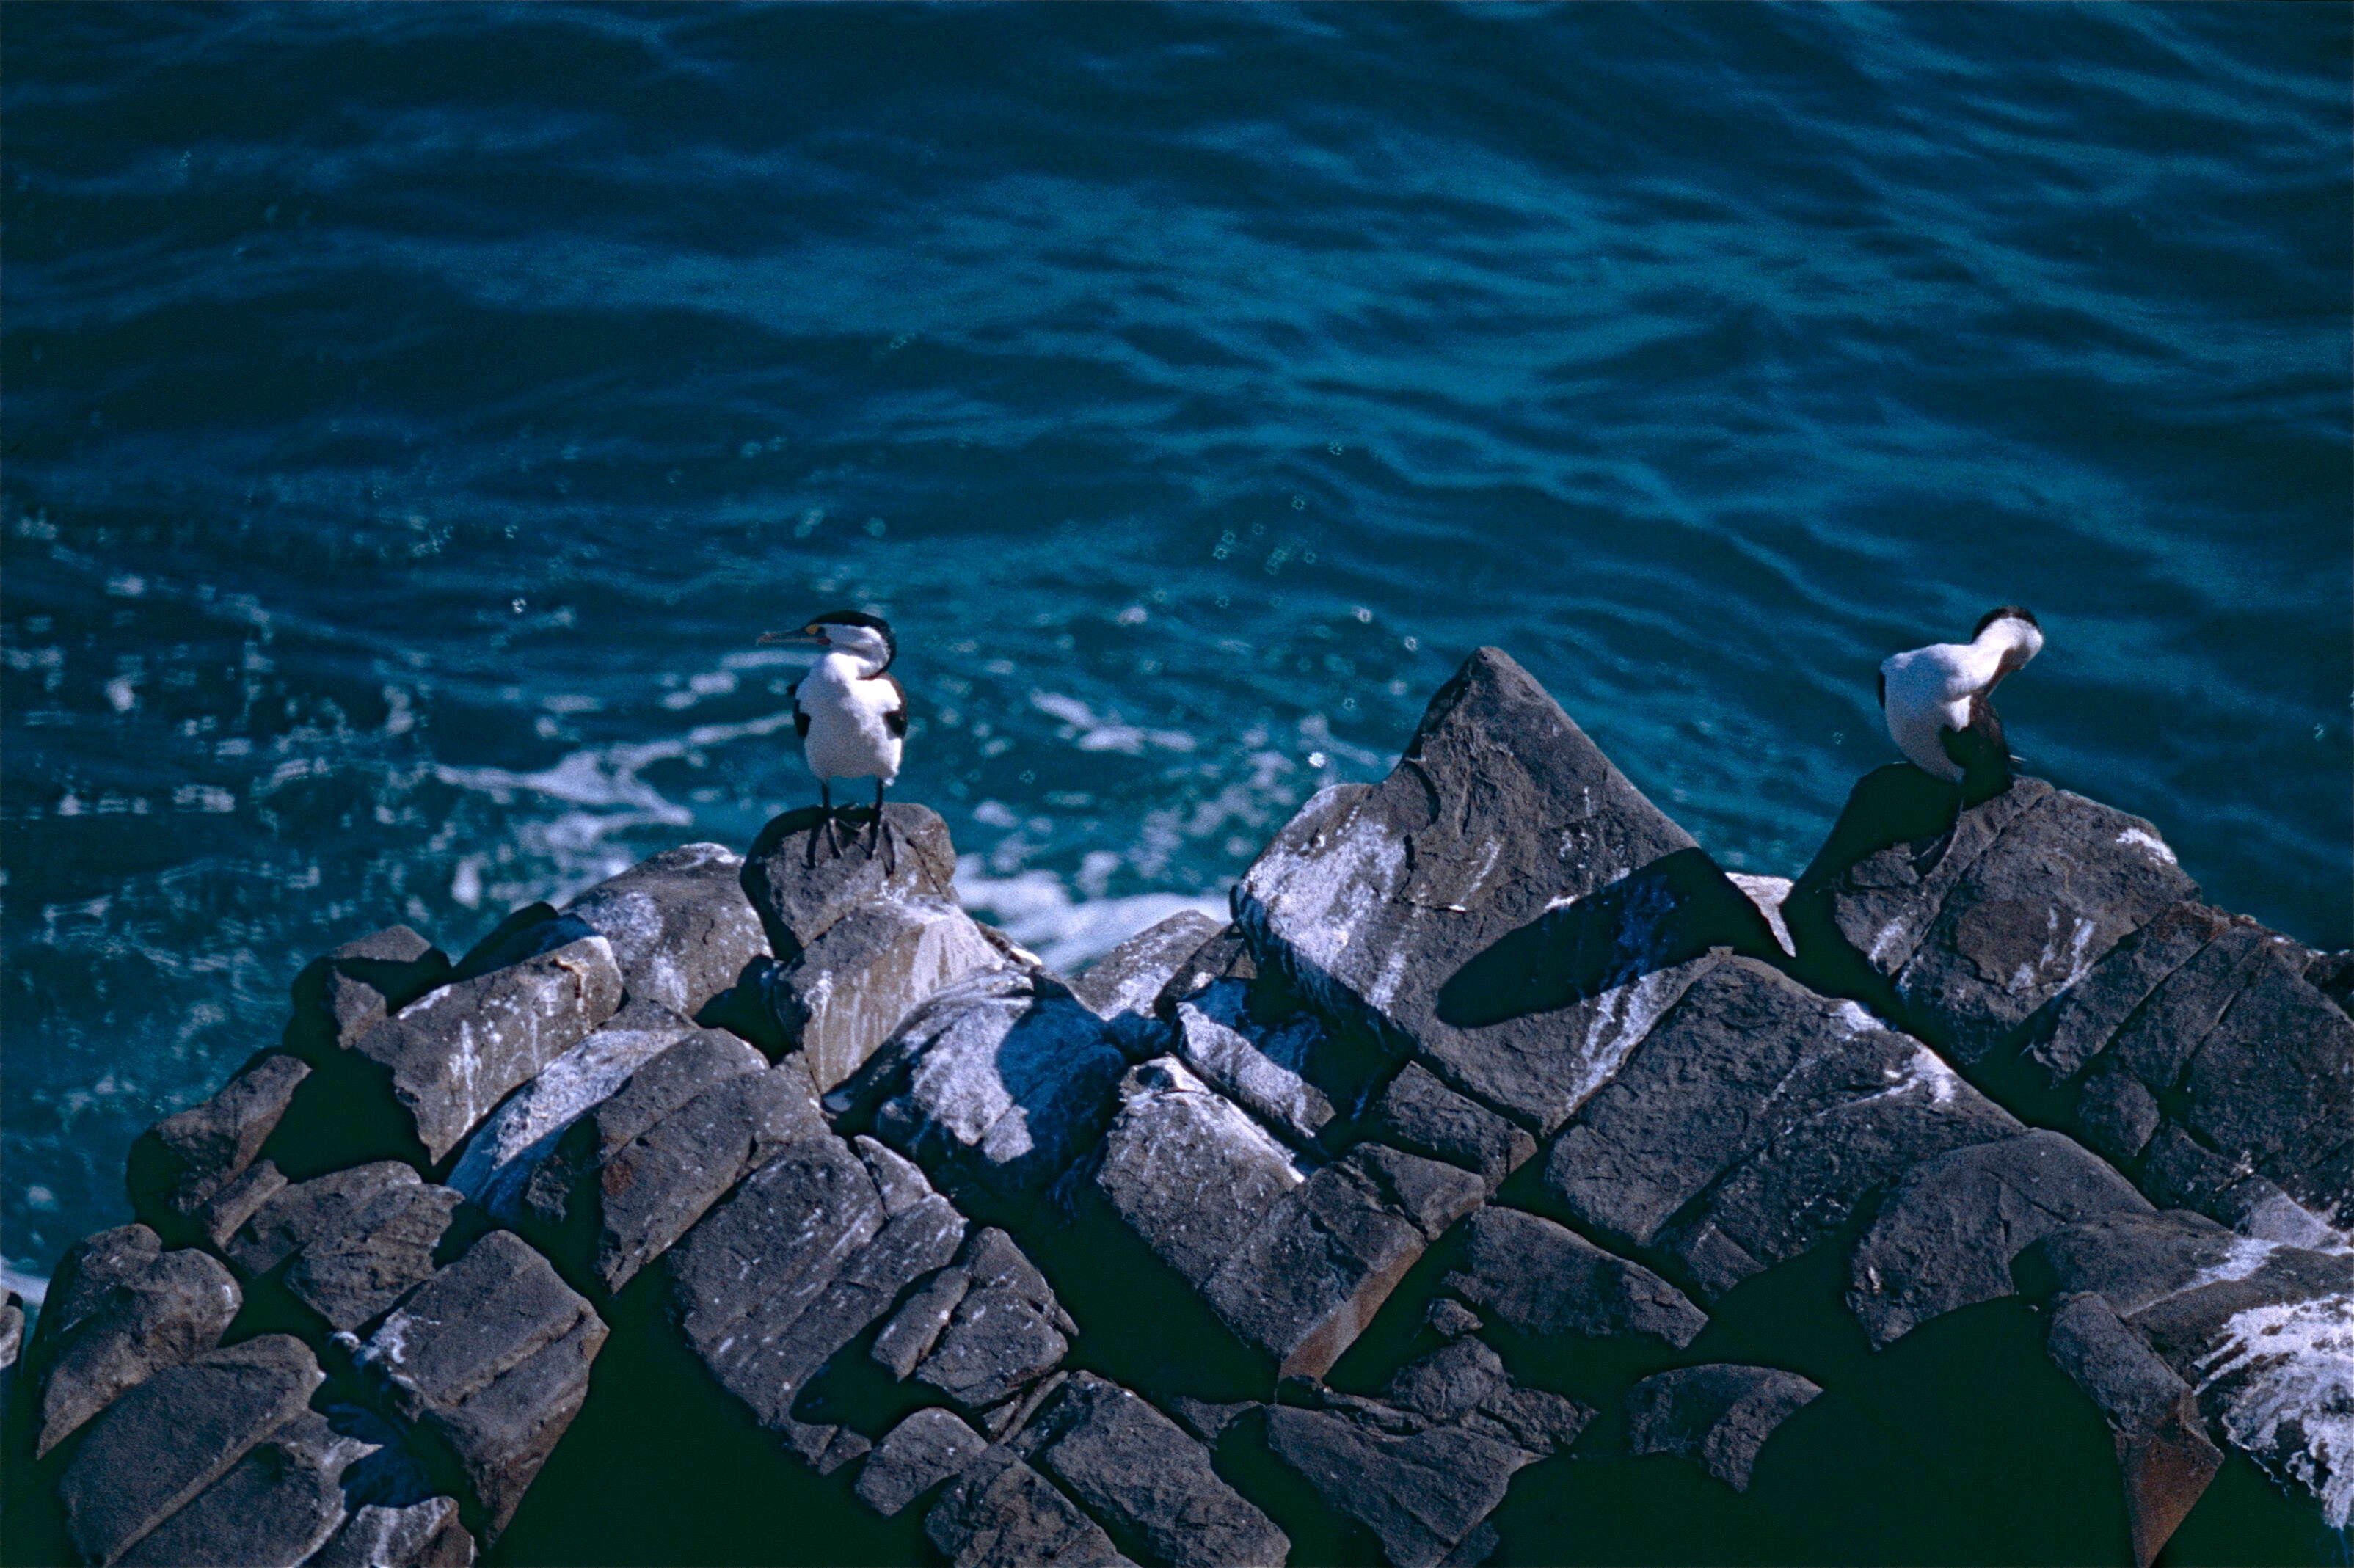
[{"xmin": 954, "ymin": 858, "xmax": 1225, "ymax": 974}]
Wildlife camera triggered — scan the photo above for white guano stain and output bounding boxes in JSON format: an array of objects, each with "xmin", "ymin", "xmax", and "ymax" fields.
[
  {"xmin": 2195, "ymin": 1291, "xmax": 2354, "ymax": 1528},
  {"xmin": 2116, "ymin": 828, "xmax": 2179, "ymax": 867}
]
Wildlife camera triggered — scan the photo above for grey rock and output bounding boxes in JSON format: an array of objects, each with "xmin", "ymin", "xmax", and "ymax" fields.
[
  {"xmin": 2012, "ymin": 1209, "xmax": 2248, "ymax": 1319},
  {"xmin": 1079, "ymin": 1057, "xmax": 1305, "ymax": 1290},
  {"xmin": 579, "ymin": 1062, "xmax": 823, "ymax": 1294},
  {"xmin": 1887, "ymin": 786, "xmax": 2198, "ymax": 1065},
  {"xmin": 447, "ymin": 904, "xmax": 584, "ymax": 984},
  {"xmin": 2176, "ymin": 939, "xmax": 2354, "ymax": 1220},
  {"xmin": 1202, "ymin": 1152, "xmax": 1433, "ymax": 1380},
  {"xmin": 1540, "ymin": 958, "xmax": 1927, "ymax": 1250},
  {"xmin": 1264, "ymin": 1403, "xmax": 1531, "ymax": 1568},
  {"xmin": 357, "ymin": 1231, "xmax": 608, "ymax": 1539},
  {"xmin": 2104, "ymin": 922, "xmax": 2274, "ymax": 1093},
  {"xmin": 740, "ymin": 802, "xmax": 961, "ymax": 960},
  {"xmin": 563, "ymin": 842, "xmax": 771, "ymax": 1018},
  {"xmin": 349, "ymin": 932, "xmax": 626, "ymax": 1162},
  {"xmin": 1235, "ymin": 648, "xmax": 1780, "ymax": 1133},
  {"xmin": 980, "ymin": 1368, "xmax": 1070, "ymax": 1444},
  {"xmin": 1443, "ymin": 1206, "xmax": 1706, "ymax": 1350},
  {"xmin": 289, "ymin": 926, "xmax": 453, "ymax": 1060},
  {"xmin": 763, "ymin": 894, "xmax": 1004, "ymax": 1091},
  {"xmin": 2023, "ymin": 902, "xmax": 2231, "ymax": 1084},
  {"xmin": 1650, "ymin": 1036, "xmax": 2019, "ymax": 1301},
  {"xmin": 1175, "ymin": 980, "xmax": 1369, "ymax": 1150},
  {"xmin": 1019, "ymin": 1374, "xmax": 1289, "ymax": 1568},
  {"xmin": 2045, "ymin": 1291, "xmax": 2200, "ymax": 1440},
  {"xmin": 1, "ymin": 1294, "xmax": 23, "ymax": 1372},
  {"xmin": 1346, "ymin": 1145, "xmax": 1487, "ymax": 1242},
  {"xmin": 1425, "ymin": 1299, "xmax": 1483, "ymax": 1340},
  {"xmin": 308, "ymin": 1497, "xmax": 475, "ymax": 1568},
  {"xmin": 1464, "ymin": 1383, "xmax": 1592, "ymax": 1457},
  {"xmin": 685, "ymin": 1184, "xmax": 966, "ymax": 1449},
  {"xmin": 1382, "ymin": 1336, "xmax": 1506, "ymax": 1425},
  {"xmin": 858, "ymin": 1134, "xmax": 937, "ymax": 1217},
  {"xmin": 1847, "ymin": 1130, "xmax": 2152, "ymax": 1348},
  {"xmin": 913, "ymin": 1286, "xmax": 1068, "ymax": 1412},
  {"xmin": 856, "ymin": 1407, "xmax": 990, "ymax": 1517},
  {"xmin": 1728, "ymin": 874, "xmax": 1796, "ymax": 959},
  {"xmin": 117, "ymin": 1410, "xmax": 363, "ymax": 1568},
  {"xmin": 1623, "ymin": 1363, "xmax": 1822, "ymax": 1492},
  {"xmin": 1150, "ymin": 925, "xmax": 1258, "ymax": 1018},
  {"xmin": 225, "ymin": 1162, "xmax": 462, "ymax": 1332},
  {"xmin": 57, "ymin": 1335, "xmax": 324, "ymax": 1568},
  {"xmin": 1069, "ymin": 909, "xmax": 1225, "ymax": 1020},
  {"xmin": 924, "ymin": 1445, "xmax": 1133, "ymax": 1568},
  {"xmin": 526, "ymin": 1029, "xmax": 770, "ymax": 1209},
  {"xmin": 859, "ymin": 967, "xmax": 1131, "ymax": 1203},
  {"xmin": 667, "ymin": 1137, "xmax": 886, "ymax": 1352},
  {"xmin": 445, "ymin": 997, "xmax": 701, "ymax": 1225},
  {"xmin": 1169, "ymin": 1398, "xmax": 1256, "ymax": 1446},
  {"xmin": 2046, "ymin": 1291, "xmax": 2224, "ymax": 1568},
  {"xmin": 872, "ymin": 1266, "xmax": 972, "ymax": 1379},
  {"xmin": 2075, "ymin": 1062, "xmax": 2162, "ymax": 1162},
  {"xmin": 125, "ymin": 1052, "xmax": 311, "ymax": 1237},
  {"xmin": 29, "ymin": 1225, "xmax": 241, "ymax": 1458},
  {"xmin": 1362, "ymin": 1063, "xmax": 1534, "ymax": 1188},
  {"xmin": 2140, "ymin": 1126, "xmax": 2347, "ymax": 1249}
]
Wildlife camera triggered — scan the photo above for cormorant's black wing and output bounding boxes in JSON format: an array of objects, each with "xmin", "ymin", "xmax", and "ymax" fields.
[
  {"xmin": 881, "ymin": 674, "xmax": 908, "ymax": 739},
  {"xmin": 1940, "ymin": 695, "xmax": 2011, "ymax": 806},
  {"xmin": 790, "ymin": 680, "xmax": 810, "ymax": 740}
]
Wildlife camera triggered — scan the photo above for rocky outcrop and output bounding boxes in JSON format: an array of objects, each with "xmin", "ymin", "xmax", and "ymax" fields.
[{"xmin": 15, "ymin": 644, "xmax": 2345, "ymax": 1568}]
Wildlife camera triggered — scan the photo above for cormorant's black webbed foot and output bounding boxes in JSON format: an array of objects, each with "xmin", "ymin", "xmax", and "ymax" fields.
[{"xmin": 811, "ymin": 781, "xmax": 845, "ymax": 865}]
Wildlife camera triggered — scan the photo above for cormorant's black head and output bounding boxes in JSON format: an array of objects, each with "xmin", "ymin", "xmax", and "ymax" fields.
[
  {"xmin": 760, "ymin": 609, "xmax": 896, "ymax": 671},
  {"xmin": 1972, "ymin": 605, "xmax": 2038, "ymax": 638}
]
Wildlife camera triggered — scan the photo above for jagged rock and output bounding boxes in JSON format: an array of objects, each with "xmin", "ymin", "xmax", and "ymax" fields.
[
  {"xmin": 193, "ymin": 1159, "xmax": 290, "ymax": 1250},
  {"xmin": 2018, "ymin": 1211, "xmax": 2354, "ymax": 1531},
  {"xmin": 1202, "ymin": 1149, "xmax": 1439, "ymax": 1380},
  {"xmin": 856, "ymin": 1407, "xmax": 990, "ymax": 1517},
  {"xmin": 587, "ymin": 1062, "xmax": 821, "ymax": 1294},
  {"xmin": 1069, "ymin": 909, "xmax": 1225, "ymax": 1022},
  {"xmin": 1347, "ymin": 1145, "xmax": 1487, "ymax": 1242},
  {"xmin": 1264, "ymin": 1402, "xmax": 1531, "ymax": 1568},
  {"xmin": 1544, "ymin": 957, "xmax": 1943, "ymax": 1250},
  {"xmin": 2174, "ymin": 938, "xmax": 2354, "ymax": 1222},
  {"xmin": 343, "ymin": 931, "xmax": 627, "ymax": 1163},
  {"xmin": 445, "ymin": 997, "xmax": 701, "ymax": 1223},
  {"xmin": 670, "ymin": 1140, "xmax": 966, "ymax": 1460},
  {"xmin": 1362, "ymin": 1063, "xmax": 1534, "ymax": 1188},
  {"xmin": 2139, "ymin": 1126, "xmax": 2346, "ymax": 1248},
  {"xmin": 1, "ymin": 1291, "xmax": 23, "ymax": 1371},
  {"xmin": 225, "ymin": 1162, "xmax": 462, "ymax": 1332},
  {"xmin": 2044, "ymin": 1292, "xmax": 2224, "ymax": 1568},
  {"xmin": 287, "ymin": 926, "xmax": 453, "ymax": 1061},
  {"xmin": 1886, "ymin": 789, "xmax": 2197, "ymax": 1064},
  {"xmin": 1847, "ymin": 1130, "xmax": 2151, "ymax": 1348},
  {"xmin": 1623, "ymin": 1363, "xmax": 1821, "ymax": 1492},
  {"xmin": 914, "ymin": 1286, "xmax": 1069, "ymax": 1412},
  {"xmin": 2074, "ymin": 1060, "xmax": 2162, "ymax": 1162},
  {"xmin": 2022, "ymin": 902, "xmax": 2231, "ymax": 1084},
  {"xmin": 1076, "ymin": 1057, "xmax": 1305, "ymax": 1290},
  {"xmin": 872, "ymin": 1266, "xmax": 972, "ymax": 1380},
  {"xmin": 740, "ymin": 803, "xmax": 961, "ymax": 960},
  {"xmin": 356, "ymin": 1231, "xmax": 607, "ymax": 1539},
  {"xmin": 1649, "ymin": 1037, "xmax": 2019, "ymax": 1302},
  {"xmin": 116, "ymin": 1410, "xmax": 366, "ymax": 1568},
  {"xmin": 125, "ymin": 1051, "xmax": 311, "ymax": 1239},
  {"xmin": 1382, "ymin": 1336, "xmax": 1507, "ymax": 1426},
  {"xmin": 851, "ymin": 967, "xmax": 1130, "ymax": 1206},
  {"xmin": 1013, "ymin": 1374, "xmax": 1289, "ymax": 1568},
  {"xmin": 924, "ymin": 1445, "xmax": 1134, "ymax": 1568},
  {"xmin": 1425, "ymin": 1299, "xmax": 1482, "ymax": 1340},
  {"xmin": 562, "ymin": 842, "xmax": 771, "ymax": 1018},
  {"xmin": 1235, "ymin": 648, "xmax": 1779, "ymax": 1134},
  {"xmin": 2102, "ymin": 922, "xmax": 2274, "ymax": 1093},
  {"xmin": 309, "ymin": 1496, "xmax": 475, "ymax": 1568},
  {"xmin": 763, "ymin": 894, "xmax": 1004, "ymax": 1091},
  {"xmin": 57, "ymin": 1335, "xmax": 324, "ymax": 1567},
  {"xmin": 1443, "ymin": 1206, "xmax": 1706, "ymax": 1350},
  {"xmin": 1172, "ymin": 985, "xmax": 1343, "ymax": 1151},
  {"xmin": 1151, "ymin": 925, "xmax": 1258, "ymax": 1018},
  {"xmin": 28, "ymin": 1225, "xmax": 241, "ymax": 1458}
]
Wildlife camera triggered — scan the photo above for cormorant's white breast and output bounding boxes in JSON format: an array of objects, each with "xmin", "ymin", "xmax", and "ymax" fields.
[{"xmin": 1878, "ymin": 605, "xmax": 2042, "ymax": 797}]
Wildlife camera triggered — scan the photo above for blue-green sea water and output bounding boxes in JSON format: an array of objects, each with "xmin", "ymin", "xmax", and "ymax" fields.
[{"xmin": 4, "ymin": 3, "xmax": 2348, "ymax": 1293}]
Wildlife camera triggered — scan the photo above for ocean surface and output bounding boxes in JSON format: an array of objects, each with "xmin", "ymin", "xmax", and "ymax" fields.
[{"xmin": 4, "ymin": 3, "xmax": 2347, "ymax": 1295}]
